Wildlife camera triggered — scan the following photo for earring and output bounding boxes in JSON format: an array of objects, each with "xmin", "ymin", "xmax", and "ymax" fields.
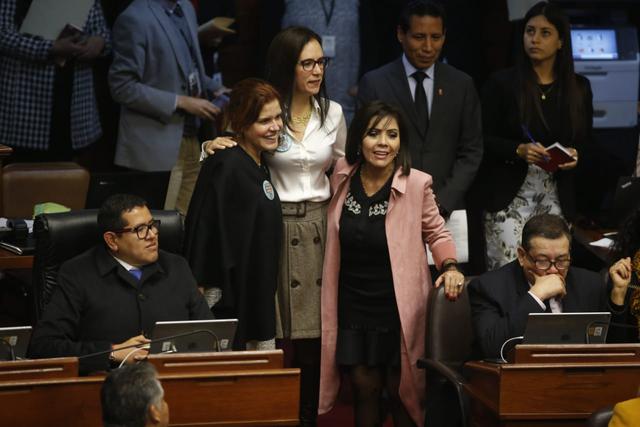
[{"xmin": 356, "ymin": 147, "xmax": 361, "ymax": 157}]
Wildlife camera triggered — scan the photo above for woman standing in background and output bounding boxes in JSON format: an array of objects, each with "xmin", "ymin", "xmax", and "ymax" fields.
[{"xmin": 475, "ymin": 1, "xmax": 593, "ymax": 270}]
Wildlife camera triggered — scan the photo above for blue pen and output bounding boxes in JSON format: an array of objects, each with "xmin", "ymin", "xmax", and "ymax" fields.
[{"xmin": 520, "ymin": 125, "xmax": 549, "ymax": 161}]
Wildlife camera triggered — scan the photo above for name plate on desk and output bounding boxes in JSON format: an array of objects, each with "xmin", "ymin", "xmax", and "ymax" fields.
[{"xmin": 514, "ymin": 343, "xmax": 640, "ymax": 364}]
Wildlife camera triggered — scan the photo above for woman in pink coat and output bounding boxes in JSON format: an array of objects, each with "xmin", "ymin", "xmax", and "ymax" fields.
[{"xmin": 319, "ymin": 101, "xmax": 465, "ymax": 426}]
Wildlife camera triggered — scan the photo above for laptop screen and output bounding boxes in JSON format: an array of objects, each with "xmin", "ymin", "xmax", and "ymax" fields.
[
  {"xmin": 523, "ymin": 312, "xmax": 611, "ymax": 345},
  {"xmin": 149, "ymin": 319, "xmax": 238, "ymax": 354},
  {"xmin": 0, "ymin": 326, "xmax": 32, "ymax": 361}
]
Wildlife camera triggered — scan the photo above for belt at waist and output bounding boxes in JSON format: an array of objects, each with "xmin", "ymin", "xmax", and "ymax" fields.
[{"xmin": 281, "ymin": 200, "xmax": 328, "ymax": 217}]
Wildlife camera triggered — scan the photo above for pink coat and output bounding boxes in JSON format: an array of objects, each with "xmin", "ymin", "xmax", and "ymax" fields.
[{"xmin": 319, "ymin": 159, "xmax": 457, "ymax": 426}]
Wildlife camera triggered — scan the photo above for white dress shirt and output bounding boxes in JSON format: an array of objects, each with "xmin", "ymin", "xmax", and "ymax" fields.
[
  {"xmin": 402, "ymin": 54, "xmax": 435, "ymax": 118},
  {"xmin": 528, "ymin": 288, "xmax": 563, "ymax": 313},
  {"xmin": 267, "ymin": 99, "xmax": 346, "ymax": 203}
]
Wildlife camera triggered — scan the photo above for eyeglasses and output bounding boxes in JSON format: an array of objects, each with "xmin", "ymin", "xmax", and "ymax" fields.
[
  {"xmin": 113, "ymin": 219, "xmax": 160, "ymax": 240},
  {"xmin": 524, "ymin": 251, "xmax": 571, "ymax": 271},
  {"xmin": 299, "ymin": 57, "xmax": 330, "ymax": 71}
]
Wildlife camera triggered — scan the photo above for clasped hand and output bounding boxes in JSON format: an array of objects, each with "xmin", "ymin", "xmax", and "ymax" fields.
[
  {"xmin": 110, "ymin": 334, "xmax": 150, "ymax": 364},
  {"xmin": 51, "ymin": 35, "xmax": 105, "ymax": 62},
  {"xmin": 516, "ymin": 142, "xmax": 578, "ymax": 170},
  {"xmin": 529, "ymin": 273, "xmax": 566, "ymax": 301}
]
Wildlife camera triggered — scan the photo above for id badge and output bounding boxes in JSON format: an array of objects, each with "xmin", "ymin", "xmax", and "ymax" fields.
[
  {"xmin": 321, "ymin": 35, "xmax": 336, "ymax": 58},
  {"xmin": 188, "ymin": 71, "xmax": 202, "ymax": 97}
]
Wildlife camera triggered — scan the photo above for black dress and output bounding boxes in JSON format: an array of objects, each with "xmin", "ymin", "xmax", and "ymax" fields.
[
  {"xmin": 336, "ymin": 169, "xmax": 400, "ymax": 367},
  {"xmin": 184, "ymin": 146, "xmax": 282, "ymax": 349}
]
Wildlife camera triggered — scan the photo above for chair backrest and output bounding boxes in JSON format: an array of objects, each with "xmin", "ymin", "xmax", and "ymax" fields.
[
  {"xmin": 2, "ymin": 162, "xmax": 90, "ymax": 218},
  {"xmin": 586, "ymin": 404, "xmax": 614, "ymax": 427},
  {"xmin": 425, "ymin": 280, "xmax": 474, "ymax": 371},
  {"xmin": 32, "ymin": 209, "xmax": 183, "ymax": 320}
]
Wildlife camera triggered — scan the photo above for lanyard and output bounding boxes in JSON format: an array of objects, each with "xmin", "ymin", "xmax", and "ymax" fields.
[{"xmin": 318, "ymin": 0, "xmax": 335, "ymax": 27}]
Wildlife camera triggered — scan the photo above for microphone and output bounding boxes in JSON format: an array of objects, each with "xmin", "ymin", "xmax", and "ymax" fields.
[
  {"xmin": 0, "ymin": 337, "xmax": 16, "ymax": 361},
  {"xmin": 78, "ymin": 329, "xmax": 221, "ymax": 361}
]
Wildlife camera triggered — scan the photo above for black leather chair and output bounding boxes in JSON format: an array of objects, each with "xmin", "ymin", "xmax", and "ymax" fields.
[
  {"xmin": 586, "ymin": 404, "xmax": 614, "ymax": 427},
  {"xmin": 31, "ymin": 209, "xmax": 183, "ymax": 321},
  {"xmin": 419, "ymin": 281, "xmax": 473, "ymax": 427}
]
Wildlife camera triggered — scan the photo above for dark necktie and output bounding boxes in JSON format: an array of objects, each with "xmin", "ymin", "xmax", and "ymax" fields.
[{"xmin": 412, "ymin": 71, "xmax": 429, "ymax": 135}]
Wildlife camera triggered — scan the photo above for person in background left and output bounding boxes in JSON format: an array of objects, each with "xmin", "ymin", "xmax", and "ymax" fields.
[
  {"xmin": 0, "ymin": 0, "xmax": 110, "ymax": 161},
  {"xmin": 101, "ymin": 363, "xmax": 169, "ymax": 427},
  {"xmin": 109, "ymin": 0, "xmax": 221, "ymax": 215},
  {"xmin": 319, "ymin": 101, "xmax": 463, "ymax": 427},
  {"xmin": 28, "ymin": 194, "xmax": 212, "ymax": 375}
]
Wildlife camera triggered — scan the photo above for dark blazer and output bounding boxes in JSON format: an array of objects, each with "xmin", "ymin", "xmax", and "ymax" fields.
[
  {"xmin": 28, "ymin": 245, "xmax": 212, "ymax": 374},
  {"xmin": 468, "ymin": 260, "xmax": 622, "ymax": 359},
  {"xmin": 472, "ymin": 67, "xmax": 593, "ymax": 218},
  {"xmin": 357, "ymin": 58, "xmax": 483, "ymax": 212}
]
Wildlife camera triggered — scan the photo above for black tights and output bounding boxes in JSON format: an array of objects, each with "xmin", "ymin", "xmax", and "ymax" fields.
[
  {"xmin": 349, "ymin": 365, "xmax": 415, "ymax": 427},
  {"xmin": 291, "ymin": 339, "xmax": 321, "ymax": 426}
]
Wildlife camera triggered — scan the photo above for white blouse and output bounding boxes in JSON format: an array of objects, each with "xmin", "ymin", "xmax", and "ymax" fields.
[{"xmin": 267, "ymin": 99, "xmax": 346, "ymax": 203}]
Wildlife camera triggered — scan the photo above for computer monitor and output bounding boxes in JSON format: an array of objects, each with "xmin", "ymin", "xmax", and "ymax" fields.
[
  {"xmin": 0, "ymin": 326, "xmax": 32, "ymax": 361},
  {"xmin": 149, "ymin": 319, "xmax": 238, "ymax": 354},
  {"xmin": 571, "ymin": 28, "xmax": 619, "ymax": 60},
  {"xmin": 523, "ymin": 312, "xmax": 611, "ymax": 345}
]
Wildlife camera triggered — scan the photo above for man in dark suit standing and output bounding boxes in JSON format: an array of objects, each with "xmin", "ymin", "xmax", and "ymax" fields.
[
  {"xmin": 357, "ymin": 0, "xmax": 482, "ymax": 217},
  {"xmin": 468, "ymin": 214, "xmax": 629, "ymax": 360}
]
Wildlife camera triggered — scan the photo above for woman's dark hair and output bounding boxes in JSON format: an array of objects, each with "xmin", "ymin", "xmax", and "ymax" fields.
[
  {"xmin": 345, "ymin": 101, "xmax": 411, "ymax": 175},
  {"xmin": 612, "ymin": 206, "xmax": 640, "ymax": 261},
  {"xmin": 516, "ymin": 1, "xmax": 587, "ymax": 142},
  {"xmin": 264, "ymin": 26, "xmax": 329, "ymax": 129},
  {"xmin": 224, "ymin": 78, "xmax": 282, "ymax": 137}
]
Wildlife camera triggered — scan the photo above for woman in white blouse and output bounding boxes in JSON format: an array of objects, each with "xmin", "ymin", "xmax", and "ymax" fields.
[{"xmin": 204, "ymin": 26, "xmax": 346, "ymax": 425}]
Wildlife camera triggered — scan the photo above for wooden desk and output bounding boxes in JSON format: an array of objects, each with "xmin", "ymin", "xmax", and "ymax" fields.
[
  {"xmin": 0, "ymin": 247, "xmax": 33, "ymax": 270},
  {"xmin": 465, "ymin": 344, "xmax": 640, "ymax": 427},
  {"xmin": 572, "ymin": 226, "xmax": 614, "ymax": 265},
  {"xmin": 0, "ymin": 351, "xmax": 300, "ymax": 427}
]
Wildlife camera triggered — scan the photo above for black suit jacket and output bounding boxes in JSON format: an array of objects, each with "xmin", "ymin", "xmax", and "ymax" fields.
[
  {"xmin": 358, "ymin": 59, "xmax": 483, "ymax": 212},
  {"xmin": 468, "ymin": 260, "xmax": 622, "ymax": 359},
  {"xmin": 28, "ymin": 245, "xmax": 213, "ymax": 374}
]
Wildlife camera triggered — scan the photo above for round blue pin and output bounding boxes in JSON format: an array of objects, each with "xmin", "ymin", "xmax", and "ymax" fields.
[
  {"xmin": 263, "ymin": 180, "xmax": 275, "ymax": 200},
  {"xmin": 276, "ymin": 134, "xmax": 293, "ymax": 152}
]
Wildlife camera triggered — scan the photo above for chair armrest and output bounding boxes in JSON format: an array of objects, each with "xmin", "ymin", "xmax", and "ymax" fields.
[
  {"xmin": 418, "ymin": 358, "xmax": 470, "ymax": 427},
  {"xmin": 418, "ymin": 358, "xmax": 466, "ymax": 385}
]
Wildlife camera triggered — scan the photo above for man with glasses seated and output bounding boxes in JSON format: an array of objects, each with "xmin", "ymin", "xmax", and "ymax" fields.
[
  {"xmin": 29, "ymin": 194, "xmax": 212, "ymax": 374},
  {"xmin": 468, "ymin": 213, "xmax": 626, "ymax": 359}
]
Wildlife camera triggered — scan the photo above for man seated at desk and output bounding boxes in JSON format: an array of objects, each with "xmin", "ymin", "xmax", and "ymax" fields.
[
  {"xmin": 28, "ymin": 194, "xmax": 212, "ymax": 374},
  {"xmin": 468, "ymin": 213, "xmax": 628, "ymax": 359}
]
